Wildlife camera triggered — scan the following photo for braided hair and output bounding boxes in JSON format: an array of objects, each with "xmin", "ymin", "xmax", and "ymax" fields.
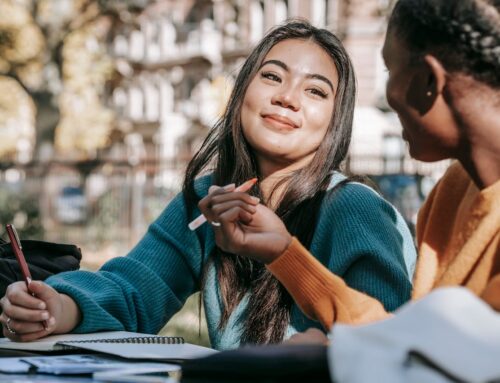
[{"xmin": 389, "ymin": 0, "xmax": 500, "ymax": 87}]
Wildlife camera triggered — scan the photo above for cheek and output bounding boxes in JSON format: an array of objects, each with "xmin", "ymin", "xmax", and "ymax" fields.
[
  {"xmin": 386, "ymin": 78, "xmax": 399, "ymax": 111},
  {"xmin": 241, "ymin": 90, "xmax": 258, "ymax": 136},
  {"xmin": 240, "ymin": 98, "xmax": 251, "ymax": 134},
  {"xmin": 386, "ymin": 73, "xmax": 411, "ymax": 114},
  {"xmin": 242, "ymin": 80, "xmax": 261, "ymax": 112},
  {"xmin": 306, "ymin": 101, "xmax": 334, "ymax": 136}
]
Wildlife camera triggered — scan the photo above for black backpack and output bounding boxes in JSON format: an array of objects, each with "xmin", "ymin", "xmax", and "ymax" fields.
[{"xmin": 0, "ymin": 238, "xmax": 81, "ymax": 305}]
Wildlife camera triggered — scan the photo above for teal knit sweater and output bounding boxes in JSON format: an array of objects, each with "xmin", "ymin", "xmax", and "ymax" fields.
[{"xmin": 47, "ymin": 174, "xmax": 416, "ymax": 350}]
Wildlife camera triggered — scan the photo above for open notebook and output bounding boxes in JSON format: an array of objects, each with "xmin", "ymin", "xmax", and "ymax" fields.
[{"xmin": 0, "ymin": 331, "xmax": 216, "ymax": 361}]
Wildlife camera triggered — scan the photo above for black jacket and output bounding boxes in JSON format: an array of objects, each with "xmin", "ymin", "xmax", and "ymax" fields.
[{"xmin": 0, "ymin": 238, "xmax": 81, "ymax": 304}]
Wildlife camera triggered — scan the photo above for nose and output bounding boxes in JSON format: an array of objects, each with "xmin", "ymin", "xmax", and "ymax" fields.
[{"xmin": 271, "ymin": 85, "xmax": 300, "ymax": 111}]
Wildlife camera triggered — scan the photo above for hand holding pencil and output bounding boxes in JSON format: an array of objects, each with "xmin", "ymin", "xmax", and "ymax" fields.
[
  {"xmin": 189, "ymin": 178, "xmax": 258, "ymax": 230},
  {"xmin": 0, "ymin": 224, "xmax": 80, "ymax": 341},
  {"xmin": 5, "ymin": 224, "xmax": 47, "ymax": 330},
  {"xmin": 197, "ymin": 178, "xmax": 292, "ymax": 264}
]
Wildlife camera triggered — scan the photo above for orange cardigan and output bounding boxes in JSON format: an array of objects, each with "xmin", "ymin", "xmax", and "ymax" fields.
[{"xmin": 268, "ymin": 162, "xmax": 500, "ymax": 329}]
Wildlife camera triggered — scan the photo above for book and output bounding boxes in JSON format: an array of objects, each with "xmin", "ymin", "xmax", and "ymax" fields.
[
  {"xmin": 59, "ymin": 341, "xmax": 216, "ymax": 361},
  {"xmin": 22, "ymin": 354, "xmax": 180, "ymax": 375},
  {"xmin": 0, "ymin": 331, "xmax": 181, "ymax": 352},
  {"xmin": 0, "ymin": 357, "xmax": 34, "ymax": 373},
  {"xmin": 0, "ymin": 331, "xmax": 216, "ymax": 361},
  {"xmin": 93, "ymin": 365, "xmax": 179, "ymax": 383}
]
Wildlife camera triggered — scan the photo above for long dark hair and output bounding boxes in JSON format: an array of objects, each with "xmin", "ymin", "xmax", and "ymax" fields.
[
  {"xmin": 183, "ymin": 19, "xmax": 356, "ymax": 345},
  {"xmin": 389, "ymin": 0, "xmax": 500, "ymax": 88}
]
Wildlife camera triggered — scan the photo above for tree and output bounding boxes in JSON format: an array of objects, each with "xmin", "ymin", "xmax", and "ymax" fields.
[{"xmin": 0, "ymin": 0, "xmax": 148, "ymax": 161}]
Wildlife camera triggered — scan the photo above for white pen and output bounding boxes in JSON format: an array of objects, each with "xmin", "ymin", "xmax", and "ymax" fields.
[{"xmin": 188, "ymin": 178, "xmax": 258, "ymax": 231}]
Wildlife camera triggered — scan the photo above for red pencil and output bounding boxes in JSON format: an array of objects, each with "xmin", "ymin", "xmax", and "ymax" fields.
[{"xmin": 6, "ymin": 224, "xmax": 48, "ymax": 329}]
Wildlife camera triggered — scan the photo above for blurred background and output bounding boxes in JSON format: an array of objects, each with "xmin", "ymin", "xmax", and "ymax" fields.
[{"xmin": 0, "ymin": 0, "xmax": 449, "ymax": 345}]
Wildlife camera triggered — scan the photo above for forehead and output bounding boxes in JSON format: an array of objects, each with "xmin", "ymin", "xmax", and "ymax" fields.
[
  {"xmin": 264, "ymin": 39, "xmax": 338, "ymax": 80},
  {"xmin": 382, "ymin": 30, "xmax": 411, "ymax": 67}
]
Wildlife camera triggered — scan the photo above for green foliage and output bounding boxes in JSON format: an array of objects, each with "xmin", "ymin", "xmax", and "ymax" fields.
[
  {"xmin": 0, "ymin": 187, "xmax": 44, "ymax": 240},
  {"xmin": 159, "ymin": 293, "xmax": 211, "ymax": 347},
  {"xmin": 86, "ymin": 188, "xmax": 125, "ymax": 246}
]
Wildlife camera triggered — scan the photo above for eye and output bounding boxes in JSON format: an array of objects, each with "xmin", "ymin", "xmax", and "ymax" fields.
[
  {"xmin": 260, "ymin": 71, "xmax": 281, "ymax": 83},
  {"xmin": 307, "ymin": 87, "xmax": 328, "ymax": 99}
]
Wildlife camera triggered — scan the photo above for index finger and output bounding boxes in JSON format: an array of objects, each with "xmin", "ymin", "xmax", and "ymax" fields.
[
  {"xmin": 235, "ymin": 178, "xmax": 257, "ymax": 193},
  {"xmin": 4, "ymin": 282, "xmax": 47, "ymax": 310}
]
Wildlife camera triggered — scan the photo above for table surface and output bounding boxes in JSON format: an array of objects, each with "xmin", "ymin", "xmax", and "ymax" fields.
[
  {"xmin": 0, "ymin": 374, "xmax": 284, "ymax": 383},
  {"xmin": 0, "ymin": 346, "xmax": 330, "ymax": 383}
]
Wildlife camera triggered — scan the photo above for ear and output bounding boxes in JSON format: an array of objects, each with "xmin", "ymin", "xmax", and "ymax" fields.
[
  {"xmin": 405, "ymin": 54, "xmax": 447, "ymax": 116},
  {"xmin": 423, "ymin": 54, "xmax": 447, "ymax": 95}
]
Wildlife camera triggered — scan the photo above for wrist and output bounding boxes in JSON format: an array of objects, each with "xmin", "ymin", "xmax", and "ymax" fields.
[
  {"xmin": 54, "ymin": 294, "xmax": 81, "ymax": 334},
  {"xmin": 263, "ymin": 233, "xmax": 293, "ymax": 264}
]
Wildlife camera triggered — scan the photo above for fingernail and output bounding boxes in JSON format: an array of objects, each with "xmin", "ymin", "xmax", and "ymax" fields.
[
  {"xmin": 251, "ymin": 196, "xmax": 260, "ymax": 203},
  {"xmin": 208, "ymin": 185, "xmax": 219, "ymax": 193},
  {"xmin": 48, "ymin": 317, "xmax": 56, "ymax": 326},
  {"xmin": 223, "ymin": 183, "xmax": 235, "ymax": 191},
  {"xmin": 38, "ymin": 302, "xmax": 46, "ymax": 310},
  {"xmin": 41, "ymin": 312, "xmax": 49, "ymax": 320}
]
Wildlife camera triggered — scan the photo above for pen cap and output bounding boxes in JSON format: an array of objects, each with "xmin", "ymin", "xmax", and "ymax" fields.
[
  {"xmin": 6, "ymin": 224, "xmax": 22, "ymax": 250},
  {"xmin": 5, "ymin": 223, "xmax": 32, "ymax": 281}
]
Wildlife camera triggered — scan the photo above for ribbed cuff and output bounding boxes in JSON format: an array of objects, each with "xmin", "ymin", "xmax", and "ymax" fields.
[{"xmin": 267, "ymin": 237, "xmax": 340, "ymax": 307}]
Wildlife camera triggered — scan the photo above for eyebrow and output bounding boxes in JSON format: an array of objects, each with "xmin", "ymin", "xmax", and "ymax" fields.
[{"xmin": 260, "ymin": 59, "xmax": 335, "ymax": 92}]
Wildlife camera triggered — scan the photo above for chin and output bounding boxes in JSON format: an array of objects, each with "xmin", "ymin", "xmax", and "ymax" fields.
[{"xmin": 408, "ymin": 146, "xmax": 449, "ymax": 163}]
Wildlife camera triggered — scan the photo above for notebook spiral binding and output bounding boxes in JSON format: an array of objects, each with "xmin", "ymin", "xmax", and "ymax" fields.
[{"xmin": 69, "ymin": 336, "xmax": 185, "ymax": 345}]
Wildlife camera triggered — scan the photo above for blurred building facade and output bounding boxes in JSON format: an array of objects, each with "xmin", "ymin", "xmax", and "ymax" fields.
[
  {"xmin": 107, "ymin": 0, "xmax": 448, "ymax": 180},
  {"xmin": 0, "ymin": 0, "xmax": 449, "ymax": 257}
]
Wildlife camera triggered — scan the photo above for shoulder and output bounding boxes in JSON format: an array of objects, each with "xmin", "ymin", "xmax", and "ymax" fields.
[
  {"xmin": 152, "ymin": 174, "xmax": 215, "ymax": 228},
  {"xmin": 314, "ymin": 176, "xmax": 416, "ymax": 279},
  {"xmin": 430, "ymin": 161, "xmax": 474, "ymax": 196},
  {"xmin": 324, "ymin": 177, "xmax": 392, "ymax": 217},
  {"xmin": 431, "ymin": 161, "xmax": 471, "ymax": 196},
  {"xmin": 318, "ymin": 176, "xmax": 412, "ymax": 247},
  {"xmin": 165, "ymin": 174, "xmax": 214, "ymax": 210},
  {"xmin": 441, "ymin": 161, "xmax": 469, "ymax": 183},
  {"xmin": 417, "ymin": 162, "xmax": 473, "ymax": 222},
  {"xmin": 192, "ymin": 174, "xmax": 215, "ymax": 197},
  {"xmin": 416, "ymin": 162, "xmax": 476, "ymax": 244}
]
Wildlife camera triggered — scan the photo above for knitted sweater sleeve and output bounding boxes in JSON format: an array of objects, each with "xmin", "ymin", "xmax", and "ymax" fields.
[
  {"xmin": 268, "ymin": 183, "xmax": 415, "ymax": 329},
  {"xmin": 268, "ymin": 238, "xmax": 391, "ymax": 328},
  {"xmin": 482, "ymin": 274, "xmax": 500, "ymax": 311},
  {"xmin": 46, "ymin": 188, "xmax": 208, "ymax": 335}
]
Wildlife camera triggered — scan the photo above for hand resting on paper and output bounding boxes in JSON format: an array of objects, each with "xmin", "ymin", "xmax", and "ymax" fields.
[
  {"xmin": 284, "ymin": 328, "xmax": 329, "ymax": 345},
  {"xmin": 0, "ymin": 280, "xmax": 80, "ymax": 341},
  {"xmin": 198, "ymin": 184, "xmax": 292, "ymax": 264}
]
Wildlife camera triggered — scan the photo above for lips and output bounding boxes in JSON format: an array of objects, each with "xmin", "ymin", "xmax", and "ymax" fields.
[{"xmin": 261, "ymin": 114, "xmax": 299, "ymax": 130}]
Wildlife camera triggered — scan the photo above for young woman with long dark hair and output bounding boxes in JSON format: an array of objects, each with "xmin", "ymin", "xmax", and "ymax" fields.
[
  {"xmin": 198, "ymin": 0, "xmax": 500, "ymax": 341},
  {"xmin": 0, "ymin": 20, "xmax": 416, "ymax": 348}
]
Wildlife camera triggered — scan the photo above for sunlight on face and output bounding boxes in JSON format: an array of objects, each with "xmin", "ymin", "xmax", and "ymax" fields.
[{"xmin": 241, "ymin": 38, "xmax": 339, "ymax": 175}]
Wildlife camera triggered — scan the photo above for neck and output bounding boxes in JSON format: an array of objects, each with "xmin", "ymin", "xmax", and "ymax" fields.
[
  {"xmin": 455, "ymin": 105, "xmax": 500, "ymax": 189},
  {"xmin": 258, "ymin": 153, "xmax": 315, "ymax": 207},
  {"xmin": 458, "ymin": 145, "xmax": 500, "ymax": 190},
  {"xmin": 449, "ymin": 77, "xmax": 500, "ymax": 189}
]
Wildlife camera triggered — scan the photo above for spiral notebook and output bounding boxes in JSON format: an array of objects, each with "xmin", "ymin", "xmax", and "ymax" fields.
[{"xmin": 0, "ymin": 331, "xmax": 216, "ymax": 360}]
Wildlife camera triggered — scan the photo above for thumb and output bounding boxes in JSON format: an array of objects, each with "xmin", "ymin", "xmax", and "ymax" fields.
[
  {"xmin": 208, "ymin": 183, "xmax": 235, "ymax": 195},
  {"xmin": 28, "ymin": 281, "xmax": 57, "ymax": 300},
  {"xmin": 208, "ymin": 185, "xmax": 221, "ymax": 194}
]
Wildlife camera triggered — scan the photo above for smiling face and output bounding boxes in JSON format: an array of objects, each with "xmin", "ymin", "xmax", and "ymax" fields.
[{"xmin": 240, "ymin": 38, "xmax": 338, "ymax": 175}]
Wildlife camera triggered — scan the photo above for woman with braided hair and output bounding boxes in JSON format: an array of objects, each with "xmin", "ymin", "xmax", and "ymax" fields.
[{"xmin": 195, "ymin": 0, "xmax": 500, "ymax": 340}]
